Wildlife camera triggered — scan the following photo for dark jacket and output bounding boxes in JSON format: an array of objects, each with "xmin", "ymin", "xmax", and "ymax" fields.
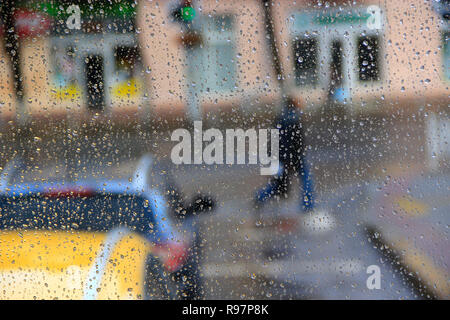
[{"xmin": 276, "ymin": 104, "xmax": 305, "ymax": 168}]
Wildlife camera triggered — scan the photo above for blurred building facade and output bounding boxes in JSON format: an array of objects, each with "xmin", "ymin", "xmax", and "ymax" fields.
[
  {"xmin": 0, "ymin": 0, "xmax": 448, "ymax": 125},
  {"xmin": 272, "ymin": 0, "xmax": 449, "ymax": 111},
  {"xmin": 0, "ymin": 0, "xmax": 148, "ymax": 123}
]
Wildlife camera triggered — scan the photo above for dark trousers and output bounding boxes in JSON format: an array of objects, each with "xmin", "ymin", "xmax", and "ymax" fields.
[{"xmin": 256, "ymin": 157, "xmax": 314, "ymax": 211}]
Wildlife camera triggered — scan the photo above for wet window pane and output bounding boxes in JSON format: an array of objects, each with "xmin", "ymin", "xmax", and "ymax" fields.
[
  {"xmin": 358, "ymin": 35, "xmax": 380, "ymax": 81},
  {"xmin": 293, "ymin": 37, "xmax": 318, "ymax": 86},
  {"xmin": 188, "ymin": 15, "xmax": 236, "ymax": 93},
  {"xmin": 0, "ymin": 0, "xmax": 448, "ymax": 303},
  {"xmin": 444, "ymin": 31, "xmax": 450, "ymax": 80}
]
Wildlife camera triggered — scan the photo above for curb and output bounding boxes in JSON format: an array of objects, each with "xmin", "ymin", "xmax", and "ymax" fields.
[{"xmin": 365, "ymin": 225, "xmax": 442, "ymax": 300}]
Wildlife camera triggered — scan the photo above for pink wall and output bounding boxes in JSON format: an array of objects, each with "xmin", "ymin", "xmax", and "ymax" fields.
[
  {"xmin": 137, "ymin": 0, "xmax": 279, "ymax": 120},
  {"xmin": 270, "ymin": 0, "xmax": 448, "ymax": 111},
  {"xmin": 1, "ymin": 0, "xmax": 447, "ymax": 123}
]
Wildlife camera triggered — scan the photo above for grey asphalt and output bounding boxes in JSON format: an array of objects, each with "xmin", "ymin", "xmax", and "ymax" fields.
[
  {"xmin": 195, "ymin": 177, "xmax": 422, "ymax": 299},
  {"xmin": 2, "ymin": 112, "xmax": 446, "ymax": 299}
]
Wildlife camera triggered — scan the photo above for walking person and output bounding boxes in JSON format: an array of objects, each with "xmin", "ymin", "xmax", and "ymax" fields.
[{"xmin": 254, "ymin": 96, "xmax": 315, "ymax": 213}]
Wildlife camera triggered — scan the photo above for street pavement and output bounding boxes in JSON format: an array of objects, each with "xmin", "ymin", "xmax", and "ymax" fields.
[
  {"xmin": 197, "ymin": 180, "xmax": 419, "ymax": 299},
  {"xmin": 365, "ymin": 170, "xmax": 450, "ymax": 299},
  {"xmin": 2, "ymin": 112, "xmax": 447, "ymax": 299},
  {"xmin": 192, "ymin": 161, "xmax": 449, "ymax": 299}
]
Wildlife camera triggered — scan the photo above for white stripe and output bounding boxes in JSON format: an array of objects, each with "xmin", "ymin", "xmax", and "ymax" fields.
[
  {"xmin": 132, "ymin": 154, "xmax": 153, "ymax": 192},
  {"xmin": 203, "ymin": 259, "xmax": 364, "ymax": 278},
  {"xmin": 83, "ymin": 228, "xmax": 130, "ymax": 300}
]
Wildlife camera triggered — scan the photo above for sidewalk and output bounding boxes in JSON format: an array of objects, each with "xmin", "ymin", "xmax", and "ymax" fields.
[
  {"xmin": 365, "ymin": 168, "xmax": 450, "ymax": 299},
  {"xmin": 200, "ymin": 178, "xmax": 421, "ymax": 299}
]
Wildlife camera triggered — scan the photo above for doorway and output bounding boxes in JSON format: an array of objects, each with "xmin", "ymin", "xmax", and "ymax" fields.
[
  {"xmin": 329, "ymin": 40, "xmax": 343, "ymax": 101},
  {"xmin": 84, "ymin": 54, "xmax": 105, "ymax": 111}
]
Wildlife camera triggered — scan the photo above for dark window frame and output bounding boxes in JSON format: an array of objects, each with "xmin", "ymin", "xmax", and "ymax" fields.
[
  {"xmin": 357, "ymin": 35, "xmax": 381, "ymax": 82},
  {"xmin": 292, "ymin": 36, "xmax": 319, "ymax": 87}
]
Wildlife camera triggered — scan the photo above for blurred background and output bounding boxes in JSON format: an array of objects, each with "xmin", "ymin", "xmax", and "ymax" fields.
[{"xmin": 0, "ymin": 0, "xmax": 448, "ymax": 299}]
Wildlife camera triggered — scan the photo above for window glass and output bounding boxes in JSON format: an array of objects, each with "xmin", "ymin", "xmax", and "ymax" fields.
[
  {"xmin": 0, "ymin": 0, "xmax": 448, "ymax": 303},
  {"xmin": 112, "ymin": 45, "xmax": 144, "ymax": 99},
  {"xmin": 293, "ymin": 37, "xmax": 318, "ymax": 86},
  {"xmin": 51, "ymin": 45, "xmax": 81, "ymax": 101},
  {"xmin": 188, "ymin": 15, "xmax": 236, "ymax": 94},
  {"xmin": 444, "ymin": 31, "xmax": 450, "ymax": 80},
  {"xmin": 358, "ymin": 35, "xmax": 380, "ymax": 81}
]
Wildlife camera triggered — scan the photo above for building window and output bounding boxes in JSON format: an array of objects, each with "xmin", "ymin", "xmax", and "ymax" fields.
[
  {"xmin": 50, "ymin": 44, "xmax": 81, "ymax": 101},
  {"xmin": 357, "ymin": 35, "xmax": 380, "ymax": 81},
  {"xmin": 188, "ymin": 15, "xmax": 236, "ymax": 93},
  {"xmin": 112, "ymin": 45, "xmax": 144, "ymax": 99},
  {"xmin": 293, "ymin": 37, "xmax": 318, "ymax": 86},
  {"xmin": 444, "ymin": 31, "xmax": 450, "ymax": 80}
]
